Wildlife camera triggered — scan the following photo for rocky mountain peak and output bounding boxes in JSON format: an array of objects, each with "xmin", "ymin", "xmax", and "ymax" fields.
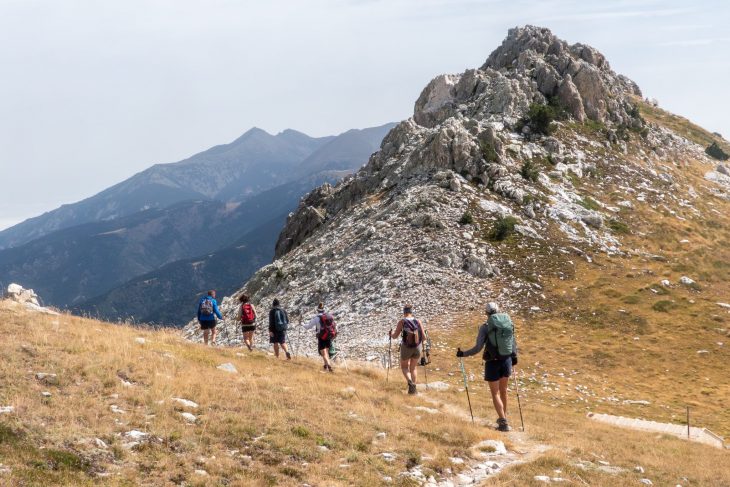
[
  {"xmin": 414, "ymin": 25, "xmax": 642, "ymax": 130},
  {"xmin": 185, "ymin": 26, "xmax": 719, "ymax": 359}
]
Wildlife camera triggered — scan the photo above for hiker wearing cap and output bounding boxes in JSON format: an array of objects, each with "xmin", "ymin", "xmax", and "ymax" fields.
[
  {"xmin": 389, "ymin": 305, "xmax": 426, "ymax": 395},
  {"xmin": 268, "ymin": 298, "xmax": 292, "ymax": 360},
  {"xmin": 238, "ymin": 294, "xmax": 258, "ymax": 351},
  {"xmin": 197, "ymin": 290, "xmax": 223, "ymax": 346},
  {"xmin": 304, "ymin": 303, "xmax": 338, "ymax": 372},
  {"xmin": 456, "ymin": 302, "xmax": 518, "ymax": 432}
]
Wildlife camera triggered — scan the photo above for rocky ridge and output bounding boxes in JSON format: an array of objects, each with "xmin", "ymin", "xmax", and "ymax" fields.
[{"xmin": 184, "ymin": 26, "xmax": 723, "ymax": 359}]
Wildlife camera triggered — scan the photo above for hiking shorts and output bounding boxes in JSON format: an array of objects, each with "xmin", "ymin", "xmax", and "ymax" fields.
[
  {"xmin": 318, "ymin": 337, "xmax": 333, "ymax": 351},
  {"xmin": 485, "ymin": 356, "xmax": 512, "ymax": 382},
  {"xmin": 199, "ymin": 319, "xmax": 217, "ymax": 330},
  {"xmin": 270, "ymin": 330, "xmax": 287, "ymax": 344},
  {"xmin": 241, "ymin": 324, "xmax": 256, "ymax": 333},
  {"xmin": 400, "ymin": 344, "xmax": 422, "ymax": 361}
]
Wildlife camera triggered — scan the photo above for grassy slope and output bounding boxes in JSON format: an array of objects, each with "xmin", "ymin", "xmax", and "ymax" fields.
[{"xmin": 2, "ymin": 300, "xmax": 729, "ymax": 486}]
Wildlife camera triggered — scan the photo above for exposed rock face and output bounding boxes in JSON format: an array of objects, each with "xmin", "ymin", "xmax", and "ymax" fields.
[
  {"xmin": 183, "ymin": 26, "xmax": 714, "ymax": 358},
  {"xmin": 4, "ymin": 283, "xmax": 57, "ymax": 315},
  {"xmin": 5, "ymin": 283, "xmax": 40, "ymax": 307}
]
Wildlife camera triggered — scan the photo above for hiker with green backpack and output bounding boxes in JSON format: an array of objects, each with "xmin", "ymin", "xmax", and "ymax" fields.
[
  {"xmin": 389, "ymin": 305, "xmax": 426, "ymax": 395},
  {"xmin": 456, "ymin": 302, "xmax": 518, "ymax": 432},
  {"xmin": 268, "ymin": 298, "xmax": 292, "ymax": 360},
  {"xmin": 303, "ymin": 302, "xmax": 338, "ymax": 372}
]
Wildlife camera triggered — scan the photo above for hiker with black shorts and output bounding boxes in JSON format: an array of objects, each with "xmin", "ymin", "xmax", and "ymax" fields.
[
  {"xmin": 268, "ymin": 298, "xmax": 291, "ymax": 360},
  {"xmin": 304, "ymin": 303, "xmax": 338, "ymax": 372},
  {"xmin": 456, "ymin": 302, "xmax": 518, "ymax": 432},
  {"xmin": 197, "ymin": 290, "xmax": 223, "ymax": 346},
  {"xmin": 238, "ymin": 294, "xmax": 257, "ymax": 351},
  {"xmin": 389, "ymin": 305, "xmax": 426, "ymax": 395}
]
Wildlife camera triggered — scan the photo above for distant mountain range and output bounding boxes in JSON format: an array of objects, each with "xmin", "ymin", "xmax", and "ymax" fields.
[{"xmin": 0, "ymin": 123, "xmax": 395, "ymax": 325}]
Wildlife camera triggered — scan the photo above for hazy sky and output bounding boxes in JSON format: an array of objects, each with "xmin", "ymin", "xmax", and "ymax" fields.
[{"xmin": 1, "ymin": 0, "xmax": 729, "ymax": 230}]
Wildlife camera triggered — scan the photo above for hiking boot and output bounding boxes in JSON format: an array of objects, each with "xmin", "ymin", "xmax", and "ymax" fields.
[
  {"xmin": 496, "ymin": 418, "xmax": 510, "ymax": 432},
  {"xmin": 407, "ymin": 381, "xmax": 417, "ymax": 395},
  {"xmin": 326, "ymin": 364, "xmax": 334, "ymax": 373},
  {"xmin": 286, "ymin": 351, "xmax": 292, "ymax": 360}
]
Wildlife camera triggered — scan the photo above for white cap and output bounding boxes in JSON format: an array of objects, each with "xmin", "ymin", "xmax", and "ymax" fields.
[{"xmin": 486, "ymin": 302, "xmax": 500, "ymax": 314}]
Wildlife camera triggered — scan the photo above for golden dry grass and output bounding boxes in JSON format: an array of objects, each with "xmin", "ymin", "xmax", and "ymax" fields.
[{"xmin": 0, "ymin": 301, "xmax": 506, "ymax": 486}]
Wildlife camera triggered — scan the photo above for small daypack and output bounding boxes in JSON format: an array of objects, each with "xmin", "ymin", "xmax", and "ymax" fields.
[
  {"xmin": 483, "ymin": 313, "xmax": 514, "ymax": 360},
  {"xmin": 273, "ymin": 308, "xmax": 289, "ymax": 333},
  {"xmin": 402, "ymin": 318, "xmax": 423, "ymax": 348},
  {"xmin": 241, "ymin": 303, "xmax": 255, "ymax": 325},
  {"xmin": 318, "ymin": 313, "xmax": 337, "ymax": 340},
  {"xmin": 200, "ymin": 298, "xmax": 214, "ymax": 317}
]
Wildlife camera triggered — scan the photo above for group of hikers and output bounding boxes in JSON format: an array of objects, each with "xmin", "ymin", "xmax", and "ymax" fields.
[{"xmin": 197, "ymin": 291, "xmax": 520, "ymax": 432}]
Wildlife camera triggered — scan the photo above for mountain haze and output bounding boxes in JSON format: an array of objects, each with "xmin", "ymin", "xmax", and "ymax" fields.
[{"xmin": 0, "ymin": 124, "xmax": 394, "ymax": 318}]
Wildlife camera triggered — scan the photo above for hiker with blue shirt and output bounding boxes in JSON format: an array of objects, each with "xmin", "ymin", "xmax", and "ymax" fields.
[
  {"xmin": 268, "ymin": 298, "xmax": 292, "ymax": 360},
  {"xmin": 198, "ymin": 290, "xmax": 223, "ymax": 346},
  {"xmin": 456, "ymin": 302, "xmax": 518, "ymax": 432}
]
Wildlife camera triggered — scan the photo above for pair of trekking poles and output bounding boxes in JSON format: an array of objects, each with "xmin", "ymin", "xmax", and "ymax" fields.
[{"xmin": 458, "ymin": 355, "xmax": 525, "ymax": 431}]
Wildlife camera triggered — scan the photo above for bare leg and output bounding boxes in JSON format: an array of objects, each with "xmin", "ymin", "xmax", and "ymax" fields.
[
  {"xmin": 320, "ymin": 347, "xmax": 331, "ymax": 368},
  {"xmin": 499, "ymin": 377, "xmax": 509, "ymax": 416},
  {"xmin": 281, "ymin": 342, "xmax": 291, "ymax": 360},
  {"xmin": 203, "ymin": 329, "xmax": 210, "ymax": 346},
  {"xmin": 210, "ymin": 328, "xmax": 217, "ymax": 346},
  {"xmin": 488, "ymin": 380, "xmax": 507, "ymax": 419},
  {"xmin": 400, "ymin": 359, "xmax": 412, "ymax": 383},
  {"xmin": 409, "ymin": 358, "xmax": 418, "ymax": 384},
  {"xmin": 273, "ymin": 343, "xmax": 280, "ymax": 358}
]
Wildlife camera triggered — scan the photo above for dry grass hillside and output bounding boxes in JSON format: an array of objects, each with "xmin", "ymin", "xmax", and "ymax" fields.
[{"xmin": 1, "ymin": 299, "xmax": 729, "ymax": 486}]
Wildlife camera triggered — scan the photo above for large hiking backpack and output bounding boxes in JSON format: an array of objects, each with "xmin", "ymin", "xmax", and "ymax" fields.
[
  {"xmin": 318, "ymin": 313, "xmax": 338, "ymax": 340},
  {"xmin": 483, "ymin": 313, "xmax": 514, "ymax": 359},
  {"xmin": 273, "ymin": 308, "xmax": 289, "ymax": 333},
  {"xmin": 241, "ymin": 303, "xmax": 255, "ymax": 325},
  {"xmin": 199, "ymin": 297, "xmax": 214, "ymax": 317},
  {"xmin": 402, "ymin": 318, "xmax": 423, "ymax": 348}
]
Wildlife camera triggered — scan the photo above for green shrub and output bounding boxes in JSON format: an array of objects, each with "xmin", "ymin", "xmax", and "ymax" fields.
[
  {"xmin": 479, "ymin": 140, "xmax": 499, "ymax": 162},
  {"xmin": 652, "ymin": 300, "xmax": 676, "ymax": 313},
  {"xmin": 291, "ymin": 426, "xmax": 311, "ymax": 438},
  {"xmin": 525, "ymin": 103, "xmax": 558, "ymax": 135},
  {"xmin": 491, "ymin": 216, "xmax": 518, "ymax": 241},
  {"xmin": 459, "ymin": 211, "xmax": 474, "ymax": 225},
  {"xmin": 706, "ymin": 142, "xmax": 729, "ymax": 161},
  {"xmin": 520, "ymin": 159, "xmax": 540, "ymax": 182},
  {"xmin": 45, "ymin": 449, "xmax": 89, "ymax": 471},
  {"xmin": 578, "ymin": 197, "xmax": 600, "ymax": 211},
  {"xmin": 608, "ymin": 219, "xmax": 630, "ymax": 234}
]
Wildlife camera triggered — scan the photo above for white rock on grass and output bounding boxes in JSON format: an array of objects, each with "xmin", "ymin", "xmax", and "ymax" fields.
[
  {"xmin": 0, "ymin": 464, "xmax": 10, "ymax": 475},
  {"xmin": 194, "ymin": 469, "xmax": 208, "ymax": 476},
  {"xmin": 124, "ymin": 430, "xmax": 149, "ymax": 441},
  {"xmin": 534, "ymin": 476, "xmax": 551, "ymax": 483},
  {"xmin": 717, "ymin": 303, "xmax": 730, "ymax": 310},
  {"xmin": 381, "ymin": 452, "xmax": 397, "ymax": 462},
  {"xmin": 639, "ymin": 480, "xmax": 653, "ymax": 486},
  {"xmin": 418, "ymin": 381, "xmax": 450, "ymax": 391},
  {"xmin": 0, "ymin": 406, "xmax": 15, "ymax": 414},
  {"xmin": 679, "ymin": 276, "xmax": 696, "ymax": 286},
  {"xmin": 94, "ymin": 438, "xmax": 108, "ymax": 449},
  {"xmin": 41, "ymin": 391, "xmax": 52, "ymax": 398},
  {"xmin": 172, "ymin": 397, "xmax": 199, "ymax": 409},
  {"xmin": 135, "ymin": 337, "xmax": 146, "ymax": 345},
  {"xmin": 634, "ymin": 466, "xmax": 645, "ymax": 473},
  {"xmin": 180, "ymin": 412, "xmax": 197, "ymax": 423},
  {"xmin": 474, "ymin": 439, "xmax": 507, "ymax": 456},
  {"xmin": 217, "ymin": 363, "xmax": 238, "ymax": 373}
]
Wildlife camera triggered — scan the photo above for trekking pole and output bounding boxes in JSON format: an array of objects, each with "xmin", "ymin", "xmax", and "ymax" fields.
[
  {"xmin": 513, "ymin": 369, "xmax": 525, "ymax": 432},
  {"xmin": 387, "ymin": 330, "xmax": 392, "ymax": 383},
  {"xmin": 458, "ymin": 352, "xmax": 475, "ymax": 424}
]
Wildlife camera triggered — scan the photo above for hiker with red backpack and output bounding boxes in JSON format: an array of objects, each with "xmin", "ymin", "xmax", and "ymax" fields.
[
  {"xmin": 304, "ymin": 302, "xmax": 338, "ymax": 372},
  {"xmin": 456, "ymin": 302, "xmax": 518, "ymax": 432},
  {"xmin": 268, "ymin": 298, "xmax": 292, "ymax": 360},
  {"xmin": 389, "ymin": 305, "xmax": 426, "ymax": 395},
  {"xmin": 197, "ymin": 290, "xmax": 223, "ymax": 346},
  {"xmin": 238, "ymin": 294, "xmax": 258, "ymax": 351}
]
